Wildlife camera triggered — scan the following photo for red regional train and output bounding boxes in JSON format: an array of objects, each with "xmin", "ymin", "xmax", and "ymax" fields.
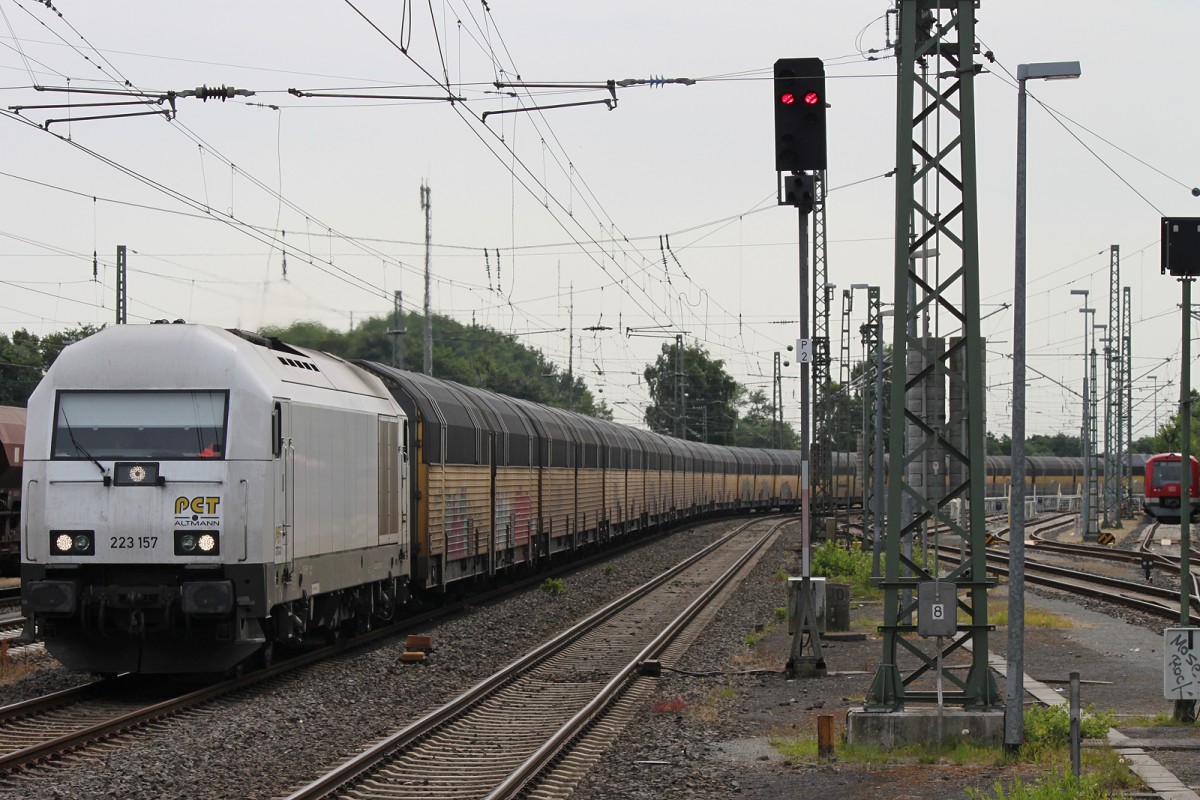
[{"xmin": 1142, "ymin": 452, "xmax": 1200, "ymax": 523}]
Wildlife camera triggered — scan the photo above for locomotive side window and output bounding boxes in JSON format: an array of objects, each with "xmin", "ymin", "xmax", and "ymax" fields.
[
  {"xmin": 52, "ymin": 390, "xmax": 228, "ymax": 461},
  {"xmin": 272, "ymin": 402, "xmax": 283, "ymax": 458}
]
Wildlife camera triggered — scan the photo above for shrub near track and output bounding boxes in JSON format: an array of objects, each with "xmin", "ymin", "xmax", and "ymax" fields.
[{"xmin": 810, "ymin": 540, "xmax": 877, "ymax": 597}]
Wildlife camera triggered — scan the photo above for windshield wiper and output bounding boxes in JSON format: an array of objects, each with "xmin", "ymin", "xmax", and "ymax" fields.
[{"xmin": 60, "ymin": 408, "xmax": 107, "ymax": 480}]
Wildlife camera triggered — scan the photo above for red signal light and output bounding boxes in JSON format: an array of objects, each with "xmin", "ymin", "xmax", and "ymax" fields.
[
  {"xmin": 780, "ymin": 92, "xmax": 795, "ymax": 105},
  {"xmin": 803, "ymin": 91, "xmax": 820, "ymax": 105}
]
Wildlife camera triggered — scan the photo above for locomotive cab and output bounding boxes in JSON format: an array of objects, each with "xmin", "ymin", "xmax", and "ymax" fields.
[{"xmin": 21, "ymin": 324, "xmax": 410, "ymax": 674}]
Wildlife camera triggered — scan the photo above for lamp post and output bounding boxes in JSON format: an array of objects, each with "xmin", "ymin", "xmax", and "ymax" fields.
[
  {"xmin": 1008, "ymin": 59, "xmax": 1081, "ymax": 754},
  {"xmin": 1096, "ymin": 324, "xmax": 1110, "ymax": 528},
  {"xmin": 1148, "ymin": 374, "xmax": 1160, "ymax": 438},
  {"xmin": 1070, "ymin": 289, "xmax": 1095, "ymax": 534}
]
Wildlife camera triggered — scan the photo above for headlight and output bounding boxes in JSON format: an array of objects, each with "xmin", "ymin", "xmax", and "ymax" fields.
[
  {"xmin": 50, "ymin": 530, "xmax": 94, "ymax": 556},
  {"xmin": 175, "ymin": 530, "xmax": 219, "ymax": 556}
]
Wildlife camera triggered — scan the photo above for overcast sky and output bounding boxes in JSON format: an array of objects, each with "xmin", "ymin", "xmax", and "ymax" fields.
[{"xmin": 1, "ymin": 1, "xmax": 1196, "ymax": 440}]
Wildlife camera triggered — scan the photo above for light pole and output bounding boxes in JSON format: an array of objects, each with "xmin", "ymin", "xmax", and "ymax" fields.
[
  {"xmin": 1148, "ymin": 374, "xmax": 1160, "ymax": 439},
  {"xmin": 1009, "ymin": 59, "xmax": 1081, "ymax": 754},
  {"xmin": 1070, "ymin": 289, "xmax": 1095, "ymax": 533},
  {"xmin": 1096, "ymin": 324, "xmax": 1110, "ymax": 528}
]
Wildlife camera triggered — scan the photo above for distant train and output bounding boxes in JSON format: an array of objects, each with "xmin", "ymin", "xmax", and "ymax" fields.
[
  {"xmin": 21, "ymin": 323, "xmax": 808, "ymax": 675},
  {"xmin": 1143, "ymin": 452, "xmax": 1200, "ymax": 523},
  {"xmin": 825, "ymin": 451, "xmax": 1147, "ymax": 505},
  {"xmin": 0, "ymin": 406, "xmax": 24, "ymax": 574}
]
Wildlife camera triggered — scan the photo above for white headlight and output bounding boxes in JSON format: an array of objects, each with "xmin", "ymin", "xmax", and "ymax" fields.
[
  {"xmin": 198, "ymin": 534, "xmax": 216, "ymax": 553},
  {"xmin": 55, "ymin": 534, "xmax": 73, "ymax": 553}
]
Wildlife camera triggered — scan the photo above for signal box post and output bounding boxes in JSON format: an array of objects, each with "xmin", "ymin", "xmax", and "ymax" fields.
[
  {"xmin": 775, "ymin": 57, "xmax": 827, "ymax": 678},
  {"xmin": 1162, "ymin": 216, "xmax": 1200, "ymax": 722}
]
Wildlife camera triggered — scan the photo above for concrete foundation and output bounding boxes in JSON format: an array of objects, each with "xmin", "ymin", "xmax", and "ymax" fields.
[{"xmin": 846, "ymin": 708, "xmax": 1005, "ymax": 748}]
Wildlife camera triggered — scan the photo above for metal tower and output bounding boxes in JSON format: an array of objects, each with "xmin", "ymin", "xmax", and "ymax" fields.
[
  {"xmin": 839, "ymin": 289, "xmax": 853, "ymax": 387},
  {"xmin": 1103, "ymin": 245, "xmax": 1122, "ymax": 528},
  {"xmin": 1086, "ymin": 328, "xmax": 1101, "ymax": 537},
  {"xmin": 860, "ymin": 287, "xmax": 883, "ymax": 561},
  {"xmin": 866, "ymin": 0, "xmax": 997, "ymax": 710},
  {"xmin": 1122, "ymin": 286, "xmax": 1133, "ymax": 508},
  {"xmin": 812, "ymin": 171, "xmax": 834, "ymax": 514}
]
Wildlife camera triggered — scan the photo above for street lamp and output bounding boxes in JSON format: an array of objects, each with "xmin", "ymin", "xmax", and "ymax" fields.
[{"xmin": 1008, "ymin": 59, "xmax": 1081, "ymax": 755}]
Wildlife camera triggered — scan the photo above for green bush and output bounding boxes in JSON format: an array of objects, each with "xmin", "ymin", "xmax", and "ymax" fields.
[
  {"xmin": 540, "ymin": 577, "xmax": 565, "ymax": 596},
  {"xmin": 811, "ymin": 540, "xmax": 874, "ymax": 593},
  {"xmin": 1024, "ymin": 704, "xmax": 1115, "ymax": 748}
]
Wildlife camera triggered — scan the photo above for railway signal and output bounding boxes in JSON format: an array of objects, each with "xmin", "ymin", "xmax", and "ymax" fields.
[
  {"xmin": 1162, "ymin": 217, "xmax": 1200, "ymax": 276},
  {"xmin": 773, "ymin": 58, "xmax": 827, "ymax": 172}
]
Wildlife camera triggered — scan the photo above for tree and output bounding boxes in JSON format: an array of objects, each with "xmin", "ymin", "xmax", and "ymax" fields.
[
  {"xmin": 736, "ymin": 389, "xmax": 800, "ymax": 449},
  {"xmin": 1152, "ymin": 389, "xmax": 1200, "ymax": 456},
  {"xmin": 262, "ymin": 314, "xmax": 611, "ymax": 419},
  {"xmin": 986, "ymin": 432, "xmax": 1012, "ymax": 455},
  {"xmin": 642, "ymin": 341, "xmax": 740, "ymax": 445},
  {"xmin": 0, "ymin": 325, "xmax": 101, "ymax": 407}
]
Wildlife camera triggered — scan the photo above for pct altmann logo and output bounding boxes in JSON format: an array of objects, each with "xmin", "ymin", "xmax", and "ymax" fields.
[{"xmin": 174, "ymin": 496, "xmax": 221, "ymax": 528}]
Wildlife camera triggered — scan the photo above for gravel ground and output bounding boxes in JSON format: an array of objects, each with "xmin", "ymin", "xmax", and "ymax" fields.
[
  {"xmin": 570, "ymin": 518, "xmax": 1200, "ymax": 800},
  {"xmin": 1, "ymin": 515, "xmax": 1197, "ymax": 799},
  {"xmin": 0, "ymin": 520, "xmax": 755, "ymax": 800}
]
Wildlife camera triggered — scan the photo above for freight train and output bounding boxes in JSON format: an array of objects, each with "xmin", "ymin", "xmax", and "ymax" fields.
[
  {"xmin": 11, "ymin": 322, "xmax": 1163, "ymax": 674},
  {"xmin": 826, "ymin": 451, "xmax": 1147, "ymax": 506},
  {"xmin": 1142, "ymin": 452, "xmax": 1200, "ymax": 523},
  {"xmin": 0, "ymin": 406, "xmax": 23, "ymax": 575},
  {"xmin": 20, "ymin": 323, "xmax": 807, "ymax": 675}
]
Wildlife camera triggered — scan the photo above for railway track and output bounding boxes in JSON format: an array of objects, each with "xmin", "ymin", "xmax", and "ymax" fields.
[
  {"xmin": 283, "ymin": 515, "xmax": 789, "ymax": 800},
  {"xmin": 936, "ymin": 527, "xmax": 1200, "ymax": 624}
]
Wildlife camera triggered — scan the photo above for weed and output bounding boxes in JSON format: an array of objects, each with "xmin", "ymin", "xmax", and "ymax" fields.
[
  {"xmin": 965, "ymin": 767, "xmax": 1130, "ymax": 800},
  {"xmin": 539, "ymin": 577, "xmax": 565, "ymax": 596},
  {"xmin": 1023, "ymin": 704, "xmax": 1115, "ymax": 751},
  {"xmin": 1120, "ymin": 711, "xmax": 1190, "ymax": 727},
  {"xmin": 774, "ymin": 606, "xmax": 788, "ymax": 621},
  {"xmin": 985, "ymin": 600, "xmax": 1073, "ymax": 628},
  {"xmin": 602, "ymin": 565, "xmax": 614, "ymax": 577},
  {"xmin": 775, "ymin": 569, "xmax": 790, "ymax": 582},
  {"xmin": 769, "ymin": 734, "xmax": 817, "ymax": 762}
]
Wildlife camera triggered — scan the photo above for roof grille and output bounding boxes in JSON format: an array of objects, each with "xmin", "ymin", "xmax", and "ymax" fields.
[{"xmin": 277, "ymin": 356, "xmax": 321, "ymax": 372}]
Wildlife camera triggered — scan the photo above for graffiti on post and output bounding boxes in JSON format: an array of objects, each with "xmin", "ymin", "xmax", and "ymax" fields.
[{"xmin": 1163, "ymin": 627, "xmax": 1200, "ymax": 700}]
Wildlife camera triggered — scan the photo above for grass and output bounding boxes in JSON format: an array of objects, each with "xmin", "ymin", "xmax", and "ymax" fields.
[
  {"xmin": 770, "ymin": 704, "xmax": 1139, "ymax": 799},
  {"xmin": 1119, "ymin": 711, "xmax": 1193, "ymax": 727},
  {"xmin": 539, "ymin": 577, "xmax": 565, "ymax": 596},
  {"xmin": 975, "ymin": 601, "xmax": 1074, "ymax": 628},
  {"xmin": 744, "ymin": 623, "xmax": 771, "ymax": 647},
  {"xmin": 966, "ymin": 767, "xmax": 1132, "ymax": 800}
]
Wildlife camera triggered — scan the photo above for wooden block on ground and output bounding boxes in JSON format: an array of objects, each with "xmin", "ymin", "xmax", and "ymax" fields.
[{"xmin": 405, "ymin": 634, "xmax": 433, "ymax": 652}]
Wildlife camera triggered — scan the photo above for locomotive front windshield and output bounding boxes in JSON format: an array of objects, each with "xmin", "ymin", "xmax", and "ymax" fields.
[
  {"xmin": 52, "ymin": 391, "xmax": 228, "ymax": 460},
  {"xmin": 1151, "ymin": 460, "xmax": 1182, "ymax": 487}
]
